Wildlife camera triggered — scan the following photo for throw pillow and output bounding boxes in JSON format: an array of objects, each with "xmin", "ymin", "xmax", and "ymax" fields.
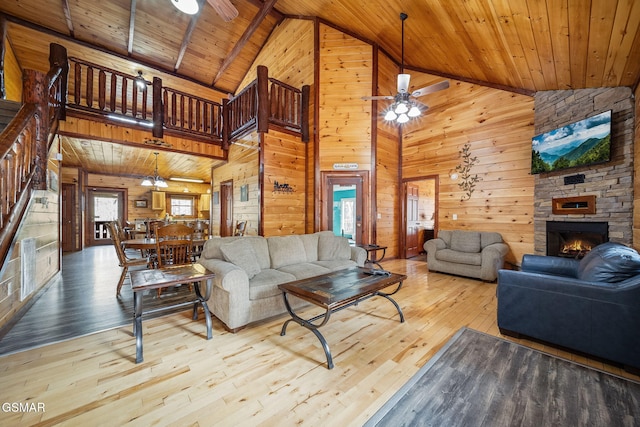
[
  {"xmin": 318, "ymin": 234, "xmax": 351, "ymax": 260},
  {"xmin": 450, "ymin": 230, "xmax": 481, "ymax": 253},
  {"xmin": 220, "ymin": 239, "xmax": 261, "ymax": 279},
  {"xmin": 577, "ymin": 242, "xmax": 640, "ymax": 283},
  {"xmin": 268, "ymin": 236, "xmax": 307, "ymax": 269}
]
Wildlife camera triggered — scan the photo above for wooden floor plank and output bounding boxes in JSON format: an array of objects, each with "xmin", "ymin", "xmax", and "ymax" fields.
[{"xmin": 0, "ymin": 249, "xmax": 639, "ymax": 425}]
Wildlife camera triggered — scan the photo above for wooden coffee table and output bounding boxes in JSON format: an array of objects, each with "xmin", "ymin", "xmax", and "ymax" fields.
[
  {"xmin": 129, "ymin": 264, "xmax": 215, "ymax": 363},
  {"xmin": 278, "ymin": 267, "xmax": 407, "ymax": 369}
]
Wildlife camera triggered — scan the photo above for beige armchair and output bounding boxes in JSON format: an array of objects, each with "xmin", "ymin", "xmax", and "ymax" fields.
[{"xmin": 424, "ymin": 230, "xmax": 509, "ymax": 281}]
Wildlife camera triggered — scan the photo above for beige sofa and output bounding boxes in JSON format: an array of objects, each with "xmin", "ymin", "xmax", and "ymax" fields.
[
  {"xmin": 197, "ymin": 231, "xmax": 367, "ymax": 331},
  {"xmin": 424, "ymin": 230, "xmax": 508, "ymax": 281}
]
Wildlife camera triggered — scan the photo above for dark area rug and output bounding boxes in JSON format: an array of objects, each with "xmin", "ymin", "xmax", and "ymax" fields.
[{"xmin": 365, "ymin": 327, "xmax": 640, "ymax": 427}]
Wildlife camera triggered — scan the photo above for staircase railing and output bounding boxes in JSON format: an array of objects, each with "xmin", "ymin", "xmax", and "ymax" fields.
[{"xmin": 0, "ymin": 43, "xmax": 67, "ymax": 271}]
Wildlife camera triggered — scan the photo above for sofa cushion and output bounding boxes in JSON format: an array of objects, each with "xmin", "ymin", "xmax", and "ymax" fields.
[
  {"xmin": 268, "ymin": 235, "xmax": 307, "ymax": 269},
  {"xmin": 219, "ymin": 239, "xmax": 261, "ymax": 279},
  {"xmin": 577, "ymin": 242, "xmax": 640, "ymax": 283},
  {"xmin": 450, "ymin": 230, "xmax": 481, "ymax": 253},
  {"xmin": 249, "ymin": 269, "xmax": 297, "ymax": 300},
  {"xmin": 436, "ymin": 248, "xmax": 482, "ymax": 266},
  {"xmin": 299, "ymin": 233, "xmax": 320, "ymax": 262},
  {"xmin": 278, "ymin": 262, "xmax": 331, "ymax": 280},
  {"xmin": 318, "ymin": 233, "xmax": 351, "ymax": 260}
]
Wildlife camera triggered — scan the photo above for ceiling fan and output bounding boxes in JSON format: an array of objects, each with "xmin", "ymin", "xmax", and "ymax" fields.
[
  {"xmin": 362, "ymin": 13, "xmax": 449, "ymax": 123},
  {"xmin": 171, "ymin": 0, "xmax": 238, "ymax": 22}
]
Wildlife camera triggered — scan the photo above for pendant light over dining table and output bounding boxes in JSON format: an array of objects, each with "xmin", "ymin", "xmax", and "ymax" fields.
[{"xmin": 141, "ymin": 152, "xmax": 168, "ymax": 188}]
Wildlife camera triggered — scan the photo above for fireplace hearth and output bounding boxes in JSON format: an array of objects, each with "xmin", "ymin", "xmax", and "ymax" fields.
[{"xmin": 546, "ymin": 221, "xmax": 608, "ymax": 259}]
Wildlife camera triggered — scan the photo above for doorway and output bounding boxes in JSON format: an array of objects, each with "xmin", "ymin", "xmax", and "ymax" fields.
[
  {"xmin": 219, "ymin": 180, "xmax": 234, "ymax": 237},
  {"xmin": 62, "ymin": 183, "xmax": 76, "ymax": 252},
  {"xmin": 402, "ymin": 176, "xmax": 438, "ymax": 258},
  {"xmin": 321, "ymin": 171, "xmax": 369, "ymax": 245},
  {"xmin": 87, "ymin": 188, "xmax": 126, "ymax": 246}
]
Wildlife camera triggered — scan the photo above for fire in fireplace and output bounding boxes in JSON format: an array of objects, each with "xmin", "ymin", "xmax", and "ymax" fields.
[{"xmin": 546, "ymin": 221, "xmax": 608, "ymax": 259}]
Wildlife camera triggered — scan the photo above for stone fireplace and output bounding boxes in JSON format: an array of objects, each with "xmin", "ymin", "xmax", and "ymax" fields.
[
  {"xmin": 546, "ymin": 221, "xmax": 608, "ymax": 259},
  {"xmin": 533, "ymin": 87, "xmax": 634, "ymax": 256}
]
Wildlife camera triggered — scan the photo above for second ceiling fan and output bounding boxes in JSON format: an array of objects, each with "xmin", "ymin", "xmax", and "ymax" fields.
[{"xmin": 362, "ymin": 13, "xmax": 449, "ymax": 124}]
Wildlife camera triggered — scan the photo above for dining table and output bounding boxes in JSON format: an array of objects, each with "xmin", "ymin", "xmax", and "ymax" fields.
[{"xmin": 122, "ymin": 237, "xmax": 208, "ymax": 262}]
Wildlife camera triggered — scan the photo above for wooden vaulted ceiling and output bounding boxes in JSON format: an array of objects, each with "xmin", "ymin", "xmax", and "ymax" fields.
[{"xmin": 2, "ymin": 0, "xmax": 640, "ymax": 181}]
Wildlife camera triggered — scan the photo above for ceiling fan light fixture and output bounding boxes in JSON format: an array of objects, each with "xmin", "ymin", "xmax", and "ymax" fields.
[
  {"xmin": 408, "ymin": 105, "xmax": 421, "ymax": 118},
  {"xmin": 394, "ymin": 102, "xmax": 409, "ymax": 114},
  {"xmin": 384, "ymin": 110, "xmax": 398, "ymax": 121},
  {"xmin": 397, "ymin": 113, "xmax": 410, "ymax": 124},
  {"xmin": 171, "ymin": 0, "xmax": 199, "ymax": 15}
]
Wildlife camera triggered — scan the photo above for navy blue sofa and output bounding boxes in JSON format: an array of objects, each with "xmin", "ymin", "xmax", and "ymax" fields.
[{"xmin": 497, "ymin": 242, "xmax": 640, "ymax": 373}]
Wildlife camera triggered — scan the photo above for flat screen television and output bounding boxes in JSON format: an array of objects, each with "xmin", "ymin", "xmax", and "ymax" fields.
[{"xmin": 531, "ymin": 110, "xmax": 612, "ymax": 174}]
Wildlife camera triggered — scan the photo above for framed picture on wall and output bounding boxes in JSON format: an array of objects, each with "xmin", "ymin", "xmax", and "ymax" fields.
[
  {"xmin": 240, "ymin": 185, "xmax": 249, "ymax": 202},
  {"xmin": 135, "ymin": 199, "xmax": 148, "ymax": 208},
  {"xmin": 213, "ymin": 191, "xmax": 219, "ymax": 205}
]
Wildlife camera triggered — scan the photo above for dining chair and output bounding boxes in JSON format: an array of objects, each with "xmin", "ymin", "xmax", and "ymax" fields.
[
  {"xmin": 155, "ymin": 223, "xmax": 195, "ymax": 296},
  {"xmin": 107, "ymin": 221, "xmax": 148, "ymax": 296}
]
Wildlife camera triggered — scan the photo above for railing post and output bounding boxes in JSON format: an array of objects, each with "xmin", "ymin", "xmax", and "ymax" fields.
[
  {"xmin": 152, "ymin": 77, "xmax": 164, "ymax": 138},
  {"xmin": 301, "ymin": 85, "xmax": 310, "ymax": 142},
  {"xmin": 23, "ymin": 70, "xmax": 48, "ymax": 190},
  {"xmin": 222, "ymin": 98, "xmax": 230, "ymax": 150},
  {"xmin": 49, "ymin": 43, "xmax": 68, "ymax": 120},
  {"xmin": 257, "ymin": 65, "xmax": 269, "ymax": 133}
]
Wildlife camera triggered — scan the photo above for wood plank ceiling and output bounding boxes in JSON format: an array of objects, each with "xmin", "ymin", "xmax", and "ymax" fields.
[{"xmin": 2, "ymin": 0, "xmax": 640, "ymax": 181}]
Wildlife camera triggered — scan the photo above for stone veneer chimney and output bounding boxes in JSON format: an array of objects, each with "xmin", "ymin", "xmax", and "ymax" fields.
[{"xmin": 533, "ymin": 87, "xmax": 635, "ymax": 255}]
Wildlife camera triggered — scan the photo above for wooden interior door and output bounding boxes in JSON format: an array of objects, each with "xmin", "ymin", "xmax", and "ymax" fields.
[
  {"xmin": 220, "ymin": 180, "xmax": 233, "ymax": 237},
  {"xmin": 405, "ymin": 183, "xmax": 420, "ymax": 258},
  {"xmin": 61, "ymin": 183, "xmax": 76, "ymax": 252}
]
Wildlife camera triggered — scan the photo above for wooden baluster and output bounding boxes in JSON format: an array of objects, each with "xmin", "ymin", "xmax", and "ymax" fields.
[
  {"xmin": 121, "ymin": 78, "xmax": 128, "ymax": 115},
  {"xmin": 110, "ymin": 74, "xmax": 117, "ymax": 111},
  {"xmin": 74, "ymin": 62, "xmax": 82, "ymax": 105},
  {"xmin": 98, "ymin": 70, "xmax": 106, "ymax": 111},
  {"xmin": 132, "ymin": 82, "xmax": 138, "ymax": 117},
  {"xmin": 301, "ymin": 85, "xmax": 310, "ymax": 142},
  {"xmin": 86, "ymin": 66, "xmax": 93, "ymax": 108}
]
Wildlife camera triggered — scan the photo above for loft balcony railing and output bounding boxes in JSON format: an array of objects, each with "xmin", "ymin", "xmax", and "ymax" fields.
[{"xmin": 67, "ymin": 61, "xmax": 308, "ymax": 147}]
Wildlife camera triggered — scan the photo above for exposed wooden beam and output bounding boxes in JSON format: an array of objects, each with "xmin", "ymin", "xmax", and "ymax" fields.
[
  {"xmin": 127, "ymin": 0, "xmax": 137, "ymax": 55},
  {"xmin": 61, "ymin": 0, "xmax": 74, "ymax": 37},
  {"xmin": 212, "ymin": 0, "xmax": 278, "ymax": 87},
  {"xmin": 174, "ymin": 11, "xmax": 200, "ymax": 71}
]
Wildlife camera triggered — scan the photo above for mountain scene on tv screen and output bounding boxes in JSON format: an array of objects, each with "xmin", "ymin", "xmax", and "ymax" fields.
[{"xmin": 531, "ymin": 111, "xmax": 611, "ymax": 174}]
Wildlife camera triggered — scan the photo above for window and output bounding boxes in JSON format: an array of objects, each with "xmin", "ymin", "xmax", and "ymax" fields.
[{"xmin": 168, "ymin": 195, "xmax": 196, "ymax": 217}]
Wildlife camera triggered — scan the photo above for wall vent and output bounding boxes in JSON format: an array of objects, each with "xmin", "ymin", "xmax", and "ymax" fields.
[{"xmin": 20, "ymin": 238, "xmax": 37, "ymax": 301}]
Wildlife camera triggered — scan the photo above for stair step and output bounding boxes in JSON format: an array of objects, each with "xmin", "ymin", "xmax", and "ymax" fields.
[{"xmin": 0, "ymin": 100, "xmax": 22, "ymax": 132}]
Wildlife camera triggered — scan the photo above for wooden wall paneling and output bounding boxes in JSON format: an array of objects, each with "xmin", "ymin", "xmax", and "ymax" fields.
[
  {"xmin": 374, "ymin": 52, "xmax": 401, "ymax": 257},
  {"xmin": 262, "ymin": 130, "xmax": 306, "ymax": 236},
  {"xmin": 238, "ymin": 19, "xmax": 315, "ymax": 92},
  {"xmin": 402, "ymin": 72, "xmax": 535, "ymax": 265},
  {"xmin": 211, "ymin": 135, "xmax": 260, "ymax": 236},
  {"xmin": 317, "ymin": 24, "xmax": 373, "ymax": 172},
  {"xmin": 0, "ymin": 151, "xmax": 61, "ymax": 330},
  {"xmin": 3, "ymin": 35, "xmax": 22, "ymax": 101}
]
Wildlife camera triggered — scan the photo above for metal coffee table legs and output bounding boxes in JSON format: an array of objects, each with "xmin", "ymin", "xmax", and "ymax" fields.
[{"xmin": 280, "ymin": 283, "xmax": 404, "ymax": 369}]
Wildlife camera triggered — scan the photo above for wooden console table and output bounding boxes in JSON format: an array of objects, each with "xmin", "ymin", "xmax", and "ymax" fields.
[{"xmin": 129, "ymin": 264, "xmax": 215, "ymax": 363}]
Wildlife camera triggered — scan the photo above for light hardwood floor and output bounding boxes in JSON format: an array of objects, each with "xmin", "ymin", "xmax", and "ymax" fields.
[{"xmin": 0, "ymin": 257, "xmax": 638, "ymax": 426}]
